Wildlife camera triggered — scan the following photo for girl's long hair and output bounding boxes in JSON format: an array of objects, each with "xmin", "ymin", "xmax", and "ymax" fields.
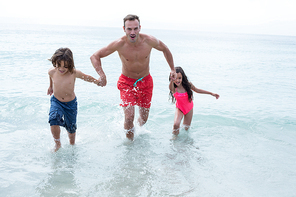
[{"xmin": 169, "ymin": 67, "xmax": 193, "ymax": 103}]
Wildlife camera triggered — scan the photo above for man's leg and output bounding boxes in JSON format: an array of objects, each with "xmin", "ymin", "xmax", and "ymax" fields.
[
  {"xmin": 123, "ymin": 106, "xmax": 135, "ymax": 140},
  {"xmin": 138, "ymin": 107, "xmax": 150, "ymax": 126}
]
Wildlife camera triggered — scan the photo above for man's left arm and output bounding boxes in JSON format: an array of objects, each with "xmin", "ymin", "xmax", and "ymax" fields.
[{"xmin": 149, "ymin": 36, "xmax": 176, "ymax": 79}]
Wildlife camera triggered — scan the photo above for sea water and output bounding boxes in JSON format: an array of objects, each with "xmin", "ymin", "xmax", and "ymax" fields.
[{"xmin": 0, "ymin": 23, "xmax": 295, "ymax": 196}]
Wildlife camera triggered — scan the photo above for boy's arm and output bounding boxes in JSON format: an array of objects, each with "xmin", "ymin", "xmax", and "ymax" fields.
[
  {"xmin": 190, "ymin": 82, "xmax": 220, "ymax": 99},
  {"xmin": 75, "ymin": 69, "xmax": 99, "ymax": 85},
  {"xmin": 47, "ymin": 68, "xmax": 54, "ymax": 95}
]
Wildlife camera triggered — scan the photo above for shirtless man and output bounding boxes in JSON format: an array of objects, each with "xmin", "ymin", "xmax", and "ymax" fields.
[{"xmin": 90, "ymin": 14, "xmax": 176, "ymax": 140}]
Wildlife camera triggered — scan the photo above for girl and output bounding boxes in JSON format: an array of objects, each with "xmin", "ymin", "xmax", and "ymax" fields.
[{"xmin": 169, "ymin": 67, "xmax": 219, "ymax": 135}]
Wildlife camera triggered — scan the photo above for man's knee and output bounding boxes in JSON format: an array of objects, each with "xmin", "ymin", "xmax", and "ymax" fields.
[
  {"xmin": 138, "ymin": 107, "xmax": 150, "ymax": 126},
  {"xmin": 125, "ymin": 114, "xmax": 134, "ymax": 123},
  {"xmin": 138, "ymin": 116, "xmax": 147, "ymax": 126}
]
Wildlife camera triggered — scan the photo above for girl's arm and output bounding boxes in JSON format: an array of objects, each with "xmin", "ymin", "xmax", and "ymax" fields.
[
  {"xmin": 75, "ymin": 69, "xmax": 99, "ymax": 85},
  {"xmin": 169, "ymin": 77, "xmax": 176, "ymax": 94},
  {"xmin": 190, "ymin": 82, "xmax": 220, "ymax": 99}
]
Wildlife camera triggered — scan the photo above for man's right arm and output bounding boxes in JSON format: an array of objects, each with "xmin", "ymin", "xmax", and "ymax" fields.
[{"xmin": 90, "ymin": 40, "xmax": 120, "ymax": 86}]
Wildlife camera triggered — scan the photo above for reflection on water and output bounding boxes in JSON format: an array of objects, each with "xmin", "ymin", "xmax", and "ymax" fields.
[
  {"xmin": 36, "ymin": 146, "xmax": 80, "ymax": 197},
  {"xmin": 162, "ymin": 131, "xmax": 201, "ymax": 196},
  {"xmin": 102, "ymin": 134, "xmax": 154, "ymax": 196}
]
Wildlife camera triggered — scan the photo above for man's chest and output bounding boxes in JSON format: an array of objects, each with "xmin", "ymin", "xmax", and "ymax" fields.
[{"xmin": 119, "ymin": 45, "xmax": 152, "ymax": 62}]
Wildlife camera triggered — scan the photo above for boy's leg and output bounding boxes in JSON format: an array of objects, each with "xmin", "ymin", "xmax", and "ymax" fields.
[
  {"xmin": 183, "ymin": 109, "xmax": 193, "ymax": 130},
  {"xmin": 173, "ymin": 108, "xmax": 184, "ymax": 135},
  {"xmin": 51, "ymin": 125, "xmax": 61, "ymax": 152},
  {"xmin": 123, "ymin": 105, "xmax": 135, "ymax": 140},
  {"xmin": 68, "ymin": 131, "xmax": 76, "ymax": 145}
]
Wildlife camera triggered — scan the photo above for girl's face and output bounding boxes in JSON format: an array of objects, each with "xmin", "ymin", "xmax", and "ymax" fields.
[
  {"xmin": 56, "ymin": 61, "xmax": 69, "ymax": 75},
  {"xmin": 174, "ymin": 72, "xmax": 182, "ymax": 87}
]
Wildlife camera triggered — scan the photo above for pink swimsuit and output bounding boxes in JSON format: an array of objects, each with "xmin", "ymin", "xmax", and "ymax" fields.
[{"xmin": 173, "ymin": 89, "xmax": 193, "ymax": 115}]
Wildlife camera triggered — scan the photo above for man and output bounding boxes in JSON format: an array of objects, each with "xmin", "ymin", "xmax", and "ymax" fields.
[{"xmin": 90, "ymin": 14, "xmax": 176, "ymax": 140}]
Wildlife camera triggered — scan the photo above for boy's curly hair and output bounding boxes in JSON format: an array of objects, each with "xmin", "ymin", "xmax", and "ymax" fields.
[{"xmin": 49, "ymin": 48, "xmax": 75, "ymax": 74}]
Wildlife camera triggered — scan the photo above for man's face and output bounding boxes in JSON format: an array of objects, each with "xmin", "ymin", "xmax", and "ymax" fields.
[{"xmin": 124, "ymin": 20, "xmax": 141, "ymax": 43}]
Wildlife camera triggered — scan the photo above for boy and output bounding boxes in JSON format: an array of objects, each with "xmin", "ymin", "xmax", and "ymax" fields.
[{"xmin": 47, "ymin": 48, "xmax": 99, "ymax": 152}]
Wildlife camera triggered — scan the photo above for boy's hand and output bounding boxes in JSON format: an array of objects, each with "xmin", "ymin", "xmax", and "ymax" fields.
[
  {"xmin": 47, "ymin": 87, "xmax": 53, "ymax": 96},
  {"xmin": 93, "ymin": 79, "xmax": 99, "ymax": 85}
]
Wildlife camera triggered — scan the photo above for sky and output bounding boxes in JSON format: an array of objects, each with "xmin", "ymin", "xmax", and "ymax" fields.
[{"xmin": 0, "ymin": 0, "xmax": 296, "ymax": 36}]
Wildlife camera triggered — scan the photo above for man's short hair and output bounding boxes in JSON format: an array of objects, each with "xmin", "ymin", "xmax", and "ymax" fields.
[{"xmin": 123, "ymin": 14, "xmax": 140, "ymax": 27}]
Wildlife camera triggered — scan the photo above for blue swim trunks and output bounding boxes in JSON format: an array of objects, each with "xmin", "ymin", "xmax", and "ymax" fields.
[{"xmin": 48, "ymin": 96, "xmax": 77, "ymax": 133}]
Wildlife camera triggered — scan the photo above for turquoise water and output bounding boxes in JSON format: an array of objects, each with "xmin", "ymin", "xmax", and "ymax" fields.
[{"xmin": 0, "ymin": 23, "xmax": 296, "ymax": 196}]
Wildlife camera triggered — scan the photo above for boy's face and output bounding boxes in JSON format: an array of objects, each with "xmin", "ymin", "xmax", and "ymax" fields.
[{"xmin": 56, "ymin": 61, "xmax": 69, "ymax": 75}]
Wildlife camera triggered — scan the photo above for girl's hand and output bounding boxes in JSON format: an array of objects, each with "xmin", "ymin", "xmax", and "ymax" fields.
[{"xmin": 212, "ymin": 93, "xmax": 220, "ymax": 99}]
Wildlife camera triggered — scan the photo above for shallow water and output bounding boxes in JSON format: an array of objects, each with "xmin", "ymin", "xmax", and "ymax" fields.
[{"xmin": 0, "ymin": 24, "xmax": 296, "ymax": 196}]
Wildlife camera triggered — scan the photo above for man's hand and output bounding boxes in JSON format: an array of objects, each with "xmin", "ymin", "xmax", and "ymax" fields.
[
  {"xmin": 170, "ymin": 70, "xmax": 177, "ymax": 81},
  {"xmin": 97, "ymin": 77, "xmax": 107, "ymax": 87}
]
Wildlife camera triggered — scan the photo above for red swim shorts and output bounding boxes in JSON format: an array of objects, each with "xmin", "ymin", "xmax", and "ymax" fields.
[{"xmin": 117, "ymin": 74, "xmax": 153, "ymax": 108}]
